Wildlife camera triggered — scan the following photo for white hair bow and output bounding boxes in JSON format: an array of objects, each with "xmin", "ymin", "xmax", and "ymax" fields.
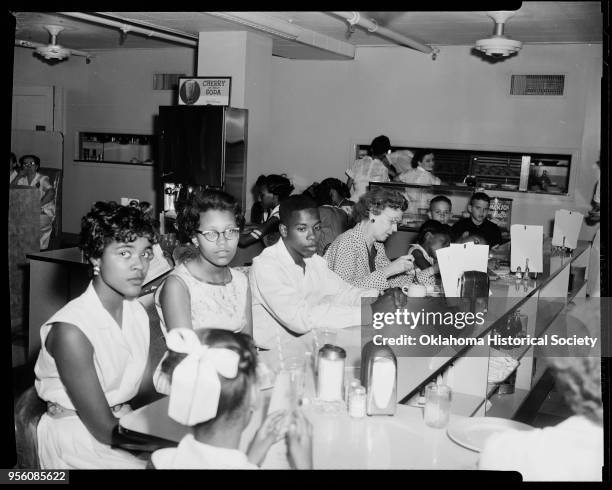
[{"xmin": 166, "ymin": 328, "xmax": 240, "ymax": 426}]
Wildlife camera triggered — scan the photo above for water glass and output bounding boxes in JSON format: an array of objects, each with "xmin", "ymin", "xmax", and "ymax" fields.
[
  {"xmin": 424, "ymin": 384, "xmax": 452, "ymax": 428},
  {"xmin": 283, "ymin": 355, "xmax": 306, "ymax": 410}
]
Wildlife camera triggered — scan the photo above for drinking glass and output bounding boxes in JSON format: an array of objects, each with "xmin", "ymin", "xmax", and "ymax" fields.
[
  {"xmin": 424, "ymin": 384, "xmax": 452, "ymax": 428},
  {"xmin": 282, "ymin": 355, "xmax": 306, "ymax": 410}
]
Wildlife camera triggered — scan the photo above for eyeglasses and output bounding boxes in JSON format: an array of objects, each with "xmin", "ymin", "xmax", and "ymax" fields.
[
  {"xmin": 22, "ymin": 161, "xmax": 36, "ymax": 167},
  {"xmin": 195, "ymin": 227, "xmax": 240, "ymax": 242}
]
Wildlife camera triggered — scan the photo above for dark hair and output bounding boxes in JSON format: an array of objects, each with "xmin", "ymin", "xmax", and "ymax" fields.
[
  {"xmin": 176, "ymin": 189, "xmax": 244, "ymax": 243},
  {"xmin": 352, "ymin": 186, "xmax": 407, "ymax": 223},
  {"xmin": 19, "ymin": 154, "xmax": 40, "ymax": 169},
  {"xmin": 411, "ymin": 149, "xmax": 434, "ymax": 169},
  {"xmin": 161, "ymin": 329, "xmax": 258, "ymax": 426},
  {"xmin": 469, "ymin": 192, "xmax": 491, "ymax": 205},
  {"xmin": 455, "ymin": 233, "xmax": 488, "ymax": 245},
  {"xmin": 254, "ymin": 175, "xmax": 267, "ymax": 188},
  {"xmin": 279, "ymin": 194, "xmax": 318, "ymax": 225},
  {"xmin": 315, "ymin": 178, "xmax": 349, "ymax": 206},
  {"xmin": 429, "ymin": 195, "xmax": 452, "ymax": 209},
  {"xmin": 263, "ymin": 174, "xmax": 294, "ymax": 201},
  {"xmin": 370, "ymin": 135, "xmax": 391, "ymax": 157},
  {"xmin": 417, "ymin": 219, "xmax": 451, "ymax": 245},
  {"xmin": 80, "ymin": 201, "xmax": 158, "ymax": 260}
]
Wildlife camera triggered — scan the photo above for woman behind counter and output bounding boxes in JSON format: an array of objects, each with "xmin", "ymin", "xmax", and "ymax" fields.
[
  {"xmin": 397, "ymin": 149, "xmax": 442, "ymax": 213},
  {"xmin": 324, "ymin": 186, "xmax": 415, "ymax": 291}
]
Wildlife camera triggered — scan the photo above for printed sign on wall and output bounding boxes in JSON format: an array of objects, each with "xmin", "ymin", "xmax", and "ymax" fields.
[{"xmin": 178, "ymin": 77, "xmax": 231, "ymax": 106}]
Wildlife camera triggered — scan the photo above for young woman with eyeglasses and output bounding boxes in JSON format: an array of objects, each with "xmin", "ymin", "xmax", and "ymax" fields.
[{"xmin": 153, "ymin": 189, "xmax": 252, "ymax": 394}]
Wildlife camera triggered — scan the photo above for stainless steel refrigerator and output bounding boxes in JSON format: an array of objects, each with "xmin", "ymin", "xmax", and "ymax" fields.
[{"xmin": 158, "ymin": 105, "xmax": 248, "ymax": 211}]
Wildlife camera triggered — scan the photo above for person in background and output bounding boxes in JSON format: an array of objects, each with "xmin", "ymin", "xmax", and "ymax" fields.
[
  {"xmin": 324, "ymin": 187, "xmax": 415, "ymax": 291},
  {"xmin": 407, "ymin": 220, "xmax": 451, "ymax": 287},
  {"xmin": 9, "ymin": 152, "xmax": 18, "ymax": 182},
  {"xmin": 249, "ymin": 175, "xmax": 268, "ymax": 224},
  {"xmin": 154, "ymin": 190, "xmax": 252, "ymax": 393},
  {"xmin": 387, "ymin": 149, "xmax": 414, "ymax": 179},
  {"xmin": 450, "ymin": 192, "xmax": 502, "ymax": 247},
  {"xmin": 150, "ymin": 328, "xmax": 312, "ymax": 469},
  {"xmin": 397, "ymin": 149, "xmax": 441, "ymax": 212},
  {"xmin": 585, "ymin": 158, "xmax": 600, "ymax": 297},
  {"xmin": 479, "ymin": 301, "xmax": 603, "ymax": 481},
  {"xmin": 317, "ymin": 177, "xmax": 355, "ymax": 218},
  {"xmin": 240, "ymin": 174, "xmax": 294, "ymax": 248},
  {"xmin": 11, "ymin": 154, "xmax": 56, "ymax": 250},
  {"xmin": 428, "ymin": 195, "xmax": 452, "ymax": 225},
  {"xmin": 249, "ymin": 194, "xmax": 379, "ymax": 367},
  {"xmin": 313, "ymin": 180, "xmax": 351, "ymax": 255},
  {"xmin": 34, "ymin": 202, "xmax": 157, "ymax": 469},
  {"xmin": 346, "ymin": 135, "xmax": 397, "ymax": 202}
]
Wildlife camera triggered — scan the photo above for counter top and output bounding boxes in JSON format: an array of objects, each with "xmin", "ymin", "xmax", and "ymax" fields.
[{"xmin": 120, "ymin": 395, "xmax": 480, "ymax": 470}]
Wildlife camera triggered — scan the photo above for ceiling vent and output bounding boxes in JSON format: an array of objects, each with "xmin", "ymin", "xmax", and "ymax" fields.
[{"xmin": 510, "ymin": 75, "xmax": 565, "ymax": 96}]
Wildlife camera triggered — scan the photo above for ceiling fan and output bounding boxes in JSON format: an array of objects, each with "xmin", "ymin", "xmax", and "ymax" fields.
[
  {"xmin": 475, "ymin": 11, "xmax": 522, "ymax": 58},
  {"xmin": 15, "ymin": 24, "xmax": 93, "ymax": 63}
]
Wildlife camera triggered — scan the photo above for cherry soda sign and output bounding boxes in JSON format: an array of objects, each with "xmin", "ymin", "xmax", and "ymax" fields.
[{"xmin": 178, "ymin": 77, "xmax": 231, "ymax": 106}]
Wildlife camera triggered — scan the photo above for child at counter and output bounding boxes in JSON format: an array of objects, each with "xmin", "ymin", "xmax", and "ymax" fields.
[
  {"xmin": 34, "ymin": 201, "xmax": 158, "ymax": 469},
  {"xmin": 450, "ymin": 192, "xmax": 502, "ymax": 247},
  {"xmin": 407, "ymin": 220, "xmax": 451, "ymax": 286},
  {"xmin": 150, "ymin": 328, "xmax": 312, "ymax": 469},
  {"xmin": 428, "ymin": 195, "xmax": 452, "ymax": 225}
]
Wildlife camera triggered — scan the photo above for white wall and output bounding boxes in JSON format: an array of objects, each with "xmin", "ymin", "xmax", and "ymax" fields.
[
  {"xmin": 12, "ymin": 47, "xmax": 196, "ymax": 233},
  {"xmin": 267, "ymin": 44, "xmax": 602, "ymax": 233}
]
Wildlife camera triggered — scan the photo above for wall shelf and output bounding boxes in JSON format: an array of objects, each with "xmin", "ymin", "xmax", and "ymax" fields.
[{"xmin": 76, "ymin": 131, "xmax": 155, "ymax": 166}]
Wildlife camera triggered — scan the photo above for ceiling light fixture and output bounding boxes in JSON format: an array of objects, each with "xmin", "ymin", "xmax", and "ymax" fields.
[
  {"xmin": 475, "ymin": 11, "xmax": 522, "ymax": 58},
  {"xmin": 35, "ymin": 25, "xmax": 71, "ymax": 60}
]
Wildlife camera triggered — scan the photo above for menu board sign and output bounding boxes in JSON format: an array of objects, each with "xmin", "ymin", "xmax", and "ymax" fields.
[
  {"xmin": 178, "ymin": 77, "xmax": 231, "ymax": 106},
  {"xmin": 488, "ymin": 197, "xmax": 513, "ymax": 237}
]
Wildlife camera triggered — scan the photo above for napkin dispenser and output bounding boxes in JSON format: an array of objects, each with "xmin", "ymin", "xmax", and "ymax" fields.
[
  {"xmin": 459, "ymin": 270, "xmax": 489, "ymax": 315},
  {"xmin": 360, "ymin": 341, "xmax": 397, "ymax": 416}
]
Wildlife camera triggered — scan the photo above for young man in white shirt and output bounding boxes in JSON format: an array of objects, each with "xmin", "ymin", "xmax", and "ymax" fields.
[{"xmin": 250, "ymin": 194, "xmax": 379, "ymax": 364}]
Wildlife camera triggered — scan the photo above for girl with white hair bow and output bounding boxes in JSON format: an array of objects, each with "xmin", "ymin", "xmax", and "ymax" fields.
[{"xmin": 151, "ymin": 328, "xmax": 313, "ymax": 469}]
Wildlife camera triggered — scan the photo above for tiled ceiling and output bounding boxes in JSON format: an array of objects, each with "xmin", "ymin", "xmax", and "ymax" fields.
[{"xmin": 13, "ymin": 4, "xmax": 603, "ymax": 60}]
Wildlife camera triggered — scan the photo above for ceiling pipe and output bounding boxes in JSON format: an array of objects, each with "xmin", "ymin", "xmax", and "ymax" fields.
[
  {"xmin": 57, "ymin": 12, "xmax": 198, "ymax": 47},
  {"xmin": 329, "ymin": 11, "xmax": 436, "ymax": 56},
  {"xmin": 14, "ymin": 39, "xmax": 92, "ymax": 59}
]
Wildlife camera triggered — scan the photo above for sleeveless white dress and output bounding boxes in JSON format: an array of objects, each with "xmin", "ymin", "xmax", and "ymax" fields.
[{"xmin": 34, "ymin": 282, "xmax": 149, "ymax": 469}]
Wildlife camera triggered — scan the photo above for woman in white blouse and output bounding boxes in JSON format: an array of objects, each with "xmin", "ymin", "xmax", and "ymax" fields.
[{"xmin": 397, "ymin": 149, "xmax": 442, "ymax": 212}]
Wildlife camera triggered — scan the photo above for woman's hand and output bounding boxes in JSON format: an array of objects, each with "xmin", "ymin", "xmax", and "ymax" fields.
[
  {"xmin": 286, "ymin": 410, "xmax": 313, "ymax": 469},
  {"xmin": 384, "ymin": 255, "xmax": 414, "ymax": 278},
  {"xmin": 247, "ymin": 410, "xmax": 287, "ymax": 466}
]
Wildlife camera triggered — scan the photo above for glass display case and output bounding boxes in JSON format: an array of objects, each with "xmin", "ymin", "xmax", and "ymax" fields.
[
  {"xmin": 355, "ymin": 144, "xmax": 571, "ymax": 195},
  {"xmin": 76, "ymin": 131, "xmax": 154, "ymax": 165}
]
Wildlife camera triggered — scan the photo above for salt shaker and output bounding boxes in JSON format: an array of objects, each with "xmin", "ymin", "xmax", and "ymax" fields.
[
  {"xmin": 317, "ymin": 344, "xmax": 346, "ymax": 402},
  {"xmin": 349, "ymin": 386, "xmax": 367, "ymax": 418}
]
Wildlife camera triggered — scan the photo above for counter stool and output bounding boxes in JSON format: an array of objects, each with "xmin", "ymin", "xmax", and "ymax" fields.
[{"xmin": 14, "ymin": 386, "xmax": 47, "ymax": 469}]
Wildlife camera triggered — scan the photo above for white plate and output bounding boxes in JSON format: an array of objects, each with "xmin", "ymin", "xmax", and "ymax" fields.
[{"xmin": 447, "ymin": 417, "xmax": 533, "ymax": 452}]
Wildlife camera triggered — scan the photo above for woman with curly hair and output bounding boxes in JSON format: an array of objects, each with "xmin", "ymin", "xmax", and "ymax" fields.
[
  {"xmin": 154, "ymin": 189, "xmax": 252, "ymax": 393},
  {"xmin": 479, "ymin": 302, "xmax": 603, "ymax": 481},
  {"xmin": 34, "ymin": 201, "xmax": 158, "ymax": 469},
  {"xmin": 324, "ymin": 186, "xmax": 415, "ymax": 291},
  {"xmin": 240, "ymin": 174, "xmax": 294, "ymax": 248}
]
